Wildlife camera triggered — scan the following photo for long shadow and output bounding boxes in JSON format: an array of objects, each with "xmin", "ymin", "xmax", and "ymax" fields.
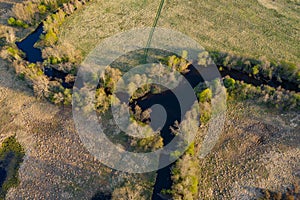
[{"xmin": 243, "ymin": 185, "xmax": 300, "ymax": 200}]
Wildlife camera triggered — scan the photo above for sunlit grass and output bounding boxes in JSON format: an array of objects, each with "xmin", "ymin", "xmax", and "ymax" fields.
[{"xmin": 58, "ymin": 0, "xmax": 299, "ymax": 64}]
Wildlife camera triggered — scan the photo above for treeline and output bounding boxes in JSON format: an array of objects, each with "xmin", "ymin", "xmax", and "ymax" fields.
[
  {"xmin": 167, "ymin": 143, "xmax": 199, "ymax": 200},
  {"xmin": 224, "ymin": 76, "xmax": 300, "ymax": 111},
  {"xmin": 210, "ymin": 51, "xmax": 300, "ymax": 87},
  {"xmin": 38, "ymin": 0, "xmax": 87, "ymax": 75},
  {"xmin": 40, "ymin": 0, "xmax": 92, "ymax": 47},
  {"xmin": 7, "ymin": 0, "xmax": 79, "ymax": 27}
]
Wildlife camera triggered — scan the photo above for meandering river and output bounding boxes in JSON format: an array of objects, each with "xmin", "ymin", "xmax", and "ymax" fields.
[{"xmin": 15, "ymin": 24, "xmax": 299, "ymax": 200}]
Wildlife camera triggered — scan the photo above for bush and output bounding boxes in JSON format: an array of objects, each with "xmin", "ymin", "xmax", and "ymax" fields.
[
  {"xmin": 7, "ymin": 17, "xmax": 15, "ymax": 25},
  {"xmin": 252, "ymin": 65, "xmax": 259, "ymax": 76},
  {"xmin": 223, "ymin": 77, "xmax": 236, "ymax": 90},
  {"xmin": 42, "ymin": 29, "xmax": 58, "ymax": 46},
  {"xmin": 7, "ymin": 17, "xmax": 29, "ymax": 28},
  {"xmin": 198, "ymin": 88, "xmax": 212, "ymax": 103},
  {"xmin": 38, "ymin": 5, "xmax": 47, "ymax": 14},
  {"xmin": 168, "ymin": 51, "xmax": 191, "ymax": 73}
]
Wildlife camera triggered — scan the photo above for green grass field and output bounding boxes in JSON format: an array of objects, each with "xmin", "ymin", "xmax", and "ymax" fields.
[{"xmin": 58, "ymin": 0, "xmax": 300, "ymax": 64}]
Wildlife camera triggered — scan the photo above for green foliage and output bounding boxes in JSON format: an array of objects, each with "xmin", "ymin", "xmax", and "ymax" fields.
[
  {"xmin": 186, "ymin": 142, "xmax": 195, "ymax": 156},
  {"xmin": 198, "ymin": 88, "xmax": 212, "ymax": 103},
  {"xmin": 197, "ymin": 88, "xmax": 212, "ymax": 124},
  {"xmin": 41, "ymin": 8, "xmax": 67, "ymax": 46},
  {"xmin": 42, "ymin": 29, "xmax": 58, "ymax": 46},
  {"xmin": 95, "ymin": 88, "xmax": 110, "ymax": 113},
  {"xmin": 252, "ymin": 65, "xmax": 260, "ymax": 75},
  {"xmin": 48, "ymin": 83, "xmax": 72, "ymax": 105},
  {"xmin": 168, "ymin": 51, "xmax": 191, "ymax": 73},
  {"xmin": 7, "ymin": 17, "xmax": 28, "ymax": 28},
  {"xmin": 7, "ymin": 17, "xmax": 15, "ymax": 25},
  {"xmin": 199, "ymin": 102, "xmax": 211, "ymax": 124},
  {"xmin": 38, "ymin": 5, "xmax": 48, "ymax": 14},
  {"xmin": 226, "ymin": 77, "xmax": 300, "ymax": 111},
  {"xmin": 171, "ymin": 152, "xmax": 199, "ymax": 200},
  {"xmin": 223, "ymin": 77, "xmax": 236, "ymax": 90},
  {"xmin": 27, "ymin": 63, "xmax": 44, "ymax": 77},
  {"xmin": 0, "ymin": 136, "xmax": 25, "ymax": 199},
  {"xmin": 7, "ymin": 47, "xmax": 19, "ymax": 57},
  {"xmin": 6, "ymin": 46, "xmax": 23, "ymax": 60},
  {"xmin": 211, "ymin": 52, "xmax": 299, "ymax": 85},
  {"xmin": 100, "ymin": 66, "xmax": 122, "ymax": 94},
  {"xmin": 136, "ymin": 135, "xmax": 163, "ymax": 152},
  {"xmin": 63, "ymin": 88, "xmax": 72, "ymax": 105}
]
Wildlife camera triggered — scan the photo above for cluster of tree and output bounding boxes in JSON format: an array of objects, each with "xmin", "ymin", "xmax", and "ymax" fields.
[
  {"xmin": 210, "ymin": 51, "xmax": 300, "ymax": 86},
  {"xmin": 11, "ymin": 1, "xmax": 40, "ymax": 25},
  {"xmin": 47, "ymin": 81, "xmax": 72, "ymax": 105},
  {"xmin": 94, "ymin": 66, "xmax": 122, "ymax": 113},
  {"xmin": 224, "ymin": 76, "xmax": 300, "ymax": 111},
  {"xmin": 131, "ymin": 134, "xmax": 163, "ymax": 152},
  {"xmin": 1, "ymin": 46, "xmax": 24, "ymax": 61},
  {"xmin": 7, "ymin": 17, "xmax": 29, "ymax": 29},
  {"xmin": 0, "ymin": 136, "xmax": 25, "ymax": 199},
  {"xmin": 128, "ymin": 105, "xmax": 163, "ymax": 152},
  {"xmin": 198, "ymin": 88, "xmax": 212, "ymax": 124},
  {"xmin": 40, "ymin": 8, "xmax": 66, "ymax": 46},
  {"xmin": 1, "ymin": 0, "xmax": 89, "ymax": 105},
  {"xmin": 4, "ymin": 47, "xmax": 68, "ymax": 105},
  {"xmin": 39, "ymin": 0, "xmax": 93, "ymax": 46},
  {"xmin": 258, "ymin": 182, "xmax": 299, "ymax": 200},
  {"xmin": 167, "ymin": 143, "xmax": 199, "ymax": 200},
  {"xmin": 112, "ymin": 179, "xmax": 153, "ymax": 200},
  {"xmin": 42, "ymin": 42, "xmax": 82, "ymax": 65},
  {"xmin": 167, "ymin": 50, "xmax": 191, "ymax": 73},
  {"xmin": 9, "ymin": 0, "xmax": 78, "ymax": 26},
  {"xmin": 0, "ymin": 45, "xmax": 62, "ymax": 103}
]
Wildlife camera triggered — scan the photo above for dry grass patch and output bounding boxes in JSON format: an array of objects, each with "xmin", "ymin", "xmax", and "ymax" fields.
[{"xmin": 58, "ymin": 0, "xmax": 300, "ymax": 63}]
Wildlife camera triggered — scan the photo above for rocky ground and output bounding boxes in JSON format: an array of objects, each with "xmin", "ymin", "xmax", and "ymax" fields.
[
  {"xmin": 0, "ymin": 59, "xmax": 122, "ymax": 199},
  {"xmin": 197, "ymin": 102, "xmax": 300, "ymax": 199}
]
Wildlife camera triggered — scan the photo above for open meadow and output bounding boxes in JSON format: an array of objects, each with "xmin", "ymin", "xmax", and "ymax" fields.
[{"xmin": 58, "ymin": 0, "xmax": 300, "ymax": 64}]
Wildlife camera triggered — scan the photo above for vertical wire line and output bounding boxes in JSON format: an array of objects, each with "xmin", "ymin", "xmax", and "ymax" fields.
[{"xmin": 144, "ymin": 0, "xmax": 165, "ymax": 62}]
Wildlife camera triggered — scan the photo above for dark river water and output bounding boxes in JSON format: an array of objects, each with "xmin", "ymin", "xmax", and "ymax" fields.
[
  {"xmin": 16, "ymin": 24, "xmax": 44, "ymax": 63},
  {"xmin": 0, "ymin": 167, "xmax": 7, "ymax": 187}
]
